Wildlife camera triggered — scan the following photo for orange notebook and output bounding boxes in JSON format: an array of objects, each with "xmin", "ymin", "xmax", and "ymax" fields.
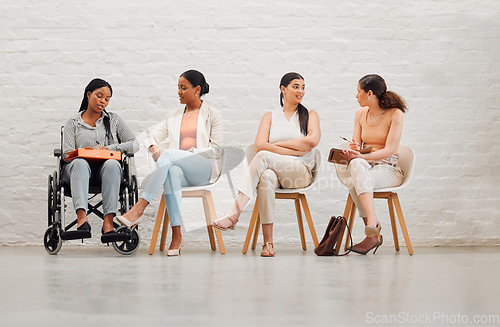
[{"xmin": 65, "ymin": 148, "xmax": 121, "ymax": 162}]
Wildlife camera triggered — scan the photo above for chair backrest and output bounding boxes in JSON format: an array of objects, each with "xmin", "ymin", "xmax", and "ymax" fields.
[
  {"xmin": 395, "ymin": 144, "xmax": 416, "ymax": 190},
  {"xmin": 244, "ymin": 144, "xmax": 257, "ymax": 166},
  {"xmin": 310, "ymin": 148, "xmax": 322, "ymax": 182}
]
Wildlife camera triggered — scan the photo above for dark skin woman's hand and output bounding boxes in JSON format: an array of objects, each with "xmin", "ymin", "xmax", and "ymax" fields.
[{"xmin": 149, "ymin": 145, "xmax": 163, "ymax": 162}]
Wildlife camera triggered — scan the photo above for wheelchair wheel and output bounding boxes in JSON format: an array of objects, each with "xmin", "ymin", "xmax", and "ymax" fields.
[
  {"xmin": 44, "ymin": 225, "xmax": 62, "ymax": 255},
  {"xmin": 129, "ymin": 175, "xmax": 138, "ymax": 209},
  {"xmin": 133, "ymin": 175, "xmax": 139, "ymax": 203},
  {"xmin": 112, "ymin": 226, "xmax": 140, "ymax": 255},
  {"xmin": 48, "ymin": 174, "xmax": 54, "ymax": 226}
]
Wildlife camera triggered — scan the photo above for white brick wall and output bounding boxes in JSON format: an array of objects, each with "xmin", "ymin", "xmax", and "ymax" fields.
[{"xmin": 1, "ymin": 0, "xmax": 499, "ymax": 247}]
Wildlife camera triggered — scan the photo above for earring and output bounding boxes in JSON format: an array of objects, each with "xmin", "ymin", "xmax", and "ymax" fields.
[{"xmin": 195, "ymin": 93, "xmax": 198, "ymax": 96}]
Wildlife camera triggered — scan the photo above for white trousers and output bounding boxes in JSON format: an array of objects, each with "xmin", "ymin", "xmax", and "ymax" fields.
[
  {"xmin": 336, "ymin": 157, "xmax": 404, "ymax": 217},
  {"xmin": 238, "ymin": 151, "xmax": 312, "ymax": 224}
]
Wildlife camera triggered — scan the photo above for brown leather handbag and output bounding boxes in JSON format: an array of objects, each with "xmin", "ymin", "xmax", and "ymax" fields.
[{"xmin": 314, "ymin": 216, "xmax": 352, "ymax": 256}]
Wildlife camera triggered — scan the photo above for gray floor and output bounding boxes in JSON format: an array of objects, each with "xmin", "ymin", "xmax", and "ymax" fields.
[{"xmin": 1, "ymin": 245, "xmax": 499, "ymax": 327}]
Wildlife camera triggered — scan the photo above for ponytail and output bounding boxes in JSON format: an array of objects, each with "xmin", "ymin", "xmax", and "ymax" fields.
[
  {"xmin": 359, "ymin": 74, "xmax": 407, "ymax": 113},
  {"xmin": 379, "ymin": 91, "xmax": 407, "ymax": 112},
  {"xmin": 102, "ymin": 110, "xmax": 114, "ymax": 144}
]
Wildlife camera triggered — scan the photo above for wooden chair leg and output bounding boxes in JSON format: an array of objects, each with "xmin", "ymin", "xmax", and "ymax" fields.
[
  {"xmin": 201, "ymin": 192, "xmax": 217, "ymax": 251},
  {"xmin": 294, "ymin": 198, "xmax": 307, "ymax": 250},
  {"xmin": 251, "ymin": 215, "xmax": 260, "ymax": 250},
  {"xmin": 206, "ymin": 226, "xmax": 217, "ymax": 251},
  {"xmin": 159, "ymin": 208, "xmax": 169, "ymax": 251},
  {"xmin": 242, "ymin": 202, "xmax": 259, "ymax": 254},
  {"xmin": 392, "ymin": 193, "xmax": 414, "ymax": 255},
  {"xmin": 347, "ymin": 201, "xmax": 356, "ymax": 238},
  {"xmin": 204, "ymin": 191, "xmax": 225, "ymax": 254},
  {"xmin": 298, "ymin": 194, "xmax": 319, "ymax": 248},
  {"xmin": 343, "ymin": 194, "xmax": 355, "ymax": 251},
  {"xmin": 149, "ymin": 196, "xmax": 167, "ymax": 255},
  {"xmin": 387, "ymin": 195, "xmax": 400, "ymax": 251}
]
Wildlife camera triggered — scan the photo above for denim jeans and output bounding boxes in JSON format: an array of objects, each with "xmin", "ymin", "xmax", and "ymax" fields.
[
  {"xmin": 141, "ymin": 149, "xmax": 212, "ymax": 226},
  {"xmin": 62, "ymin": 158, "xmax": 122, "ymax": 216}
]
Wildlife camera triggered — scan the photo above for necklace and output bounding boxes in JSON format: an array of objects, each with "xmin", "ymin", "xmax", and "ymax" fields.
[
  {"xmin": 185, "ymin": 109, "xmax": 199, "ymax": 117},
  {"xmin": 366, "ymin": 108, "xmax": 386, "ymax": 126}
]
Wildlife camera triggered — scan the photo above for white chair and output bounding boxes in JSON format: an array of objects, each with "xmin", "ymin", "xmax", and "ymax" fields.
[
  {"xmin": 242, "ymin": 146, "xmax": 321, "ymax": 254},
  {"xmin": 335, "ymin": 143, "xmax": 416, "ymax": 255},
  {"xmin": 148, "ymin": 151, "xmax": 226, "ymax": 255}
]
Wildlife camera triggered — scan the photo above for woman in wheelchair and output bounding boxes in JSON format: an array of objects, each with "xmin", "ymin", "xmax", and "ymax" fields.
[
  {"xmin": 213, "ymin": 72, "xmax": 321, "ymax": 257},
  {"xmin": 62, "ymin": 78, "xmax": 138, "ymax": 243},
  {"xmin": 116, "ymin": 70, "xmax": 223, "ymax": 256}
]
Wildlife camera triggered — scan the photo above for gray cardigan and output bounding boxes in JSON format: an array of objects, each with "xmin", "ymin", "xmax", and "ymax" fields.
[{"xmin": 63, "ymin": 111, "xmax": 138, "ymax": 159}]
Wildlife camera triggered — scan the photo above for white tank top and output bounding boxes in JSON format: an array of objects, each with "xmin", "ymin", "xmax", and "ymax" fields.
[{"xmin": 268, "ymin": 109, "xmax": 316, "ymax": 170}]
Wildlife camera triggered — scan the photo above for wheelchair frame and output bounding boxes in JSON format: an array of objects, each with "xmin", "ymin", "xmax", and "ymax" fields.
[{"xmin": 44, "ymin": 127, "xmax": 140, "ymax": 255}]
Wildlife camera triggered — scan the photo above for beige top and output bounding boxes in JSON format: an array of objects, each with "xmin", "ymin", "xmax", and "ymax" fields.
[
  {"xmin": 179, "ymin": 110, "xmax": 199, "ymax": 150},
  {"xmin": 360, "ymin": 107, "xmax": 397, "ymax": 154}
]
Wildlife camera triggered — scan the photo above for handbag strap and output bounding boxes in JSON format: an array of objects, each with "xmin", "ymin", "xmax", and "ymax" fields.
[{"xmin": 333, "ymin": 216, "xmax": 353, "ymax": 256}]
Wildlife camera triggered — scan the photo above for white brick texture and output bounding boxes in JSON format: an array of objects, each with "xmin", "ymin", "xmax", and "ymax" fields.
[{"xmin": 1, "ymin": 0, "xmax": 499, "ymax": 247}]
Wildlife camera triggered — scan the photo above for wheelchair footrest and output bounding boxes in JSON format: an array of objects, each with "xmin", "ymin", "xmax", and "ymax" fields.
[
  {"xmin": 61, "ymin": 230, "xmax": 92, "ymax": 240},
  {"xmin": 101, "ymin": 232, "xmax": 131, "ymax": 243}
]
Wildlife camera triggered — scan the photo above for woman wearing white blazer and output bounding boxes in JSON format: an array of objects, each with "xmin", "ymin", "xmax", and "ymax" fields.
[{"xmin": 116, "ymin": 70, "xmax": 223, "ymax": 255}]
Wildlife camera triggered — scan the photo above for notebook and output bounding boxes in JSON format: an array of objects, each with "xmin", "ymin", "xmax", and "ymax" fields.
[
  {"xmin": 65, "ymin": 148, "xmax": 121, "ymax": 162},
  {"xmin": 327, "ymin": 146, "xmax": 372, "ymax": 165}
]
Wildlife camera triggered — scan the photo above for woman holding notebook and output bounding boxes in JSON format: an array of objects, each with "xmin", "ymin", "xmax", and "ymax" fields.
[
  {"xmin": 62, "ymin": 78, "xmax": 138, "ymax": 242},
  {"xmin": 336, "ymin": 74, "xmax": 407, "ymax": 255}
]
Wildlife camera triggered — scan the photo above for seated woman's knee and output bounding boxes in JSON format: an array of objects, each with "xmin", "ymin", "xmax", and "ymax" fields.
[
  {"xmin": 168, "ymin": 164, "xmax": 183, "ymax": 178},
  {"xmin": 156, "ymin": 150, "xmax": 175, "ymax": 167},
  {"xmin": 254, "ymin": 150, "xmax": 274, "ymax": 162},
  {"xmin": 102, "ymin": 159, "xmax": 122, "ymax": 174},
  {"xmin": 348, "ymin": 158, "xmax": 368, "ymax": 170},
  {"xmin": 70, "ymin": 158, "xmax": 90, "ymax": 172},
  {"xmin": 259, "ymin": 169, "xmax": 277, "ymax": 188}
]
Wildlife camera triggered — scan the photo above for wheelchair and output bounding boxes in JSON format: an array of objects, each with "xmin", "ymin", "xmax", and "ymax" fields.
[{"xmin": 44, "ymin": 127, "xmax": 141, "ymax": 255}]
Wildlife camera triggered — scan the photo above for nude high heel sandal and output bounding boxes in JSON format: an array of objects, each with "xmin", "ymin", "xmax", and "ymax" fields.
[
  {"xmin": 350, "ymin": 224, "xmax": 383, "ymax": 255},
  {"xmin": 167, "ymin": 245, "xmax": 181, "ymax": 256}
]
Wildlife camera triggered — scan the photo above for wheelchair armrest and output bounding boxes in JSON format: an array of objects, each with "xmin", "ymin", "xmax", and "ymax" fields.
[
  {"xmin": 124, "ymin": 152, "xmax": 134, "ymax": 158},
  {"xmin": 54, "ymin": 149, "xmax": 62, "ymax": 157}
]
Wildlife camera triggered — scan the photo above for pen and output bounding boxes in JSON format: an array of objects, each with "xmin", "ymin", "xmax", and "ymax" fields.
[{"xmin": 339, "ymin": 136, "xmax": 352, "ymax": 143}]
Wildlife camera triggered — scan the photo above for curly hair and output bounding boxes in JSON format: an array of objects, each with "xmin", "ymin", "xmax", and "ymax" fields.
[{"xmin": 359, "ymin": 74, "xmax": 407, "ymax": 113}]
